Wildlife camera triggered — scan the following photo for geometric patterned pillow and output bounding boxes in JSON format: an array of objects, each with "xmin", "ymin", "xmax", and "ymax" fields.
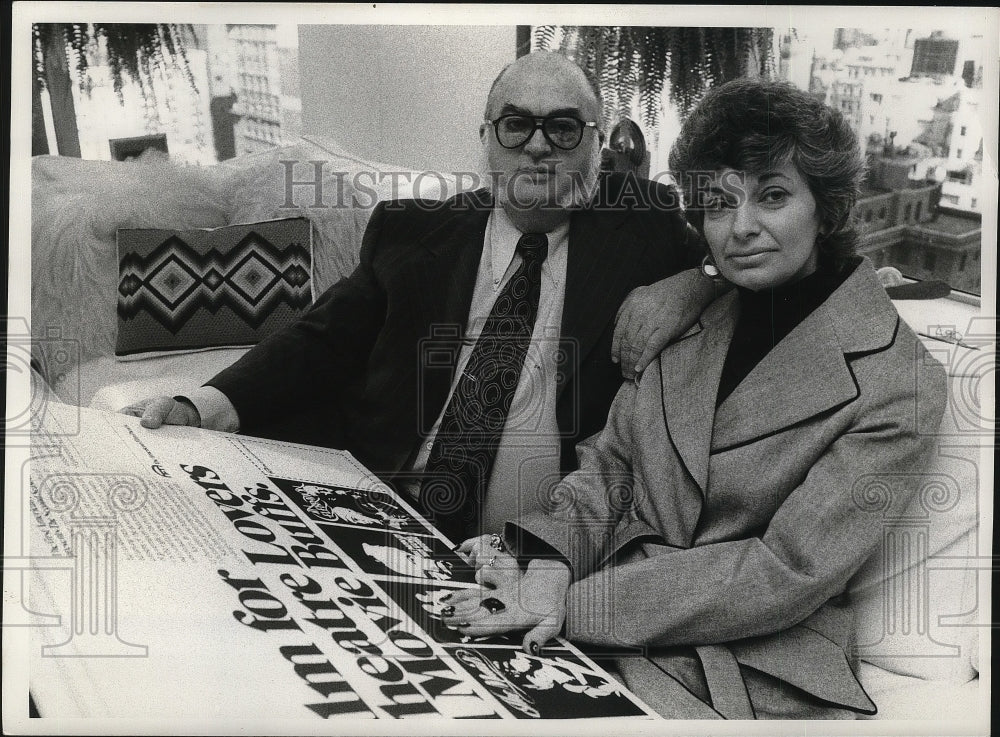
[{"xmin": 116, "ymin": 217, "xmax": 312, "ymax": 359}]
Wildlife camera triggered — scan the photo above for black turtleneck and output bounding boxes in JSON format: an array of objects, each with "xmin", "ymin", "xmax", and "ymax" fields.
[{"xmin": 716, "ymin": 257, "xmax": 861, "ymax": 407}]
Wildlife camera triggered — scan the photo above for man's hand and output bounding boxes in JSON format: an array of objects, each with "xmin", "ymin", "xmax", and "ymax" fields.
[
  {"xmin": 121, "ymin": 397, "xmax": 201, "ymax": 429},
  {"xmin": 612, "ymin": 268, "xmax": 720, "ymax": 380}
]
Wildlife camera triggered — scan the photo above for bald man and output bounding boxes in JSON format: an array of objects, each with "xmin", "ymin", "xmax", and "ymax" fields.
[{"xmin": 129, "ymin": 52, "xmax": 706, "ymax": 537}]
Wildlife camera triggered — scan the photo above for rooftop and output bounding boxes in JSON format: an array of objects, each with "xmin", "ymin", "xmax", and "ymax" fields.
[{"xmin": 918, "ymin": 211, "xmax": 981, "ymax": 236}]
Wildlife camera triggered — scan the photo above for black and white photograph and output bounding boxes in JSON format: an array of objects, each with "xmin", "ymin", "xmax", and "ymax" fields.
[
  {"xmin": 271, "ymin": 476, "xmax": 436, "ymax": 535},
  {"xmin": 328, "ymin": 525, "xmax": 478, "ymax": 584},
  {"xmin": 449, "ymin": 646, "xmax": 654, "ymax": 719},
  {"xmin": 4, "ymin": 2, "xmax": 995, "ymax": 735}
]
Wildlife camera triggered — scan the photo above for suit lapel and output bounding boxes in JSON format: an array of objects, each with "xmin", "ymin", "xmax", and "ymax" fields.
[
  {"xmin": 411, "ymin": 190, "xmax": 492, "ymax": 327},
  {"xmin": 658, "ymin": 293, "xmax": 738, "ymax": 495},
  {"xmin": 559, "ymin": 205, "xmax": 635, "ymax": 395},
  {"xmin": 408, "ymin": 191, "xmax": 492, "ymax": 423}
]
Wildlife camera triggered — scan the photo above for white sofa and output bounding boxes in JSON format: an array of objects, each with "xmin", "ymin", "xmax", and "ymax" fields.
[
  {"xmin": 30, "ymin": 134, "xmax": 466, "ymax": 410},
  {"xmin": 29, "ymin": 138, "xmax": 985, "ymax": 723},
  {"xmin": 849, "ymin": 299, "xmax": 987, "ymax": 724}
]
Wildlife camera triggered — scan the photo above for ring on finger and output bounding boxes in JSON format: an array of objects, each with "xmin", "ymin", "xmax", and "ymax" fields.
[
  {"xmin": 488, "ymin": 533, "xmax": 506, "ymax": 552},
  {"xmin": 486, "ymin": 555, "xmax": 497, "ymax": 567},
  {"xmin": 480, "ymin": 597, "xmax": 506, "ymax": 615}
]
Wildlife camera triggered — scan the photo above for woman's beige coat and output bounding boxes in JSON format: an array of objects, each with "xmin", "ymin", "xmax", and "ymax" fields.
[{"xmin": 509, "ymin": 259, "xmax": 948, "ymax": 718}]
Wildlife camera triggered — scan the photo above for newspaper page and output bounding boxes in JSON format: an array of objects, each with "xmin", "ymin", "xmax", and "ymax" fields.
[{"xmin": 25, "ymin": 402, "xmax": 657, "ymax": 721}]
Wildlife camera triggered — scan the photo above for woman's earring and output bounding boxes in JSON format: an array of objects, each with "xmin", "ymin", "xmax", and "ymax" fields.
[{"xmin": 700, "ymin": 254, "xmax": 723, "ymax": 281}]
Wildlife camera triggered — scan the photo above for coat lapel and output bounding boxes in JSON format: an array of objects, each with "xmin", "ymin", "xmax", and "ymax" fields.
[
  {"xmin": 710, "ymin": 312, "xmax": 858, "ymax": 450},
  {"xmin": 411, "ymin": 189, "xmax": 492, "ymax": 327},
  {"xmin": 658, "ymin": 258, "xmax": 898, "ymax": 490},
  {"xmin": 408, "ymin": 190, "xmax": 492, "ymax": 423},
  {"xmin": 658, "ymin": 292, "xmax": 739, "ymax": 495},
  {"xmin": 559, "ymin": 204, "xmax": 636, "ymax": 395},
  {"xmin": 712, "ymin": 259, "xmax": 899, "ymax": 451}
]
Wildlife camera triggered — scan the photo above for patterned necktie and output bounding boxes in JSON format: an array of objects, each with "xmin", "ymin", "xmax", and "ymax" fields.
[{"xmin": 420, "ymin": 232, "xmax": 549, "ymax": 542}]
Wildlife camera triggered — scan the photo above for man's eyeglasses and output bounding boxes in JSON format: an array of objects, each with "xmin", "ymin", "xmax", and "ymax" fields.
[{"xmin": 486, "ymin": 114, "xmax": 599, "ymax": 151}]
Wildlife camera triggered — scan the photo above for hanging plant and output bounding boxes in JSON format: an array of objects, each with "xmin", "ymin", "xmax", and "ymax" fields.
[
  {"xmin": 32, "ymin": 22, "xmax": 199, "ymax": 157},
  {"xmin": 32, "ymin": 23, "xmax": 197, "ymax": 104},
  {"xmin": 534, "ymin": 26, "xmax": 775, "ymax": 129}
]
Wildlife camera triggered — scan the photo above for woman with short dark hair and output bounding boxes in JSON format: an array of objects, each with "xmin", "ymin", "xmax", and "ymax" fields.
[
  {"xmin": 442, "ymin": 78, "xmax": 948, "ymax": 720},
  {"xmin": 672, "ymin": 78, "xmax": 863, "ymax": 267}
]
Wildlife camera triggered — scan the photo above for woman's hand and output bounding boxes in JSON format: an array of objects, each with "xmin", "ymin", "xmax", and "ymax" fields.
[
  {"xmin": 439, "ymin": 558, "xmax": 571, "ymax": 655},
  {"xmin": 455, "ymin": 534, "xmax": 517, "ymax": 573}
]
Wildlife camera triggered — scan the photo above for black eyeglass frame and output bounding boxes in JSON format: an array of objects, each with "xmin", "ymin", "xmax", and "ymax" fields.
[{"xmin": 485, "ymin": 114, "xmax": 600, "ymax": 151}]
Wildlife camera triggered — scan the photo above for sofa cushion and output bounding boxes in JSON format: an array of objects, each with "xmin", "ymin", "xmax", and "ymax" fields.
[
  {"xmin": 31, "ymin": 139, "xmax": 472, "ymax": 386},
  {"xmin": 846, "ymin": 299, "xmax": 984, "ymax": 687},
  {"xmin": 849, "ymin": 438, "xmax": 980, "ymax": 684},
  {"xmin": 856, "ymin": 662, "xmax": 979, "ymax": 721},
  {"xmin": 223, "ymin": 134, "xmax": 463, "ymax": 295},
  {"xmin": 31, "ymin": 155, "xmax": 235, "ymax": 377},
  {"xmin": 115, "ymin": 217, "xmax": 312, "ymax": 358}
]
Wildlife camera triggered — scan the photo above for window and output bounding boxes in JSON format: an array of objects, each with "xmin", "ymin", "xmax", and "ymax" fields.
[
  {"xmin": 956, "ymin": 149, "xmax": 963, "ymax": 159},
  {"xmin": 959, "ymin": 253, "xmax": 968, "ymax": 270},
  {"xmin": 923, "ymin": 251, "xmax": 937, "ymax": 271},
  {"xmin": 941, "ymin": 194, "xmax": 960, "ymax": 204},
  {"xmin": 871, "ymin": 93, "xmax": 883, "ymax": 103},
  {"xmin": 946, "ymin": 170, "xmax": 968, "ymax": 183},
  {"xmin": 915, "ymin": 202, "xmax": 922, "ymax": 220},
  {"xmin": 971, "ymin": 198, "xmax": 977, "ymax": 208},
  {"xmin": 904, "ymin": 203, "xmax": 912, "ymax": 221},
  {"xmin": 879, "ymin": 207, "xmax": 887, "ymax": 219},
  {"xmin": 960, "ymin": 125, "xmax": 967, "ymax": 136},
  {"xmin": 865, "ymin": 210, "xmax": 873, "ymax": 223}
]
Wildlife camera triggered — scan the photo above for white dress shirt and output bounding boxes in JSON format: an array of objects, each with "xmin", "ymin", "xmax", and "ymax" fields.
[{"xmin": 407, "ymin": 208, "xmax": 569, "ymax": 533}]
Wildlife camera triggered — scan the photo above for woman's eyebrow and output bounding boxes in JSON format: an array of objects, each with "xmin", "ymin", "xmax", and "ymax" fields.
[{"xmin": 757, "ymin": 172, "xmax": 792, "ymax": 184}]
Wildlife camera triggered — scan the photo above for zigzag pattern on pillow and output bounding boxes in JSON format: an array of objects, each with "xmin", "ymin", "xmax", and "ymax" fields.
[
  {"xmin": 118, "ymin": 230, "xmax": 310, "ymax": 331},
  {"xmin": 115, "ymin": 217, "xmax": 312, "ymax": 357}
]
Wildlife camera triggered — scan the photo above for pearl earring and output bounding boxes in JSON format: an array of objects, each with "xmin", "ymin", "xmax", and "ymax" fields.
[{"xmin": 700, "ymin": 254, "xmax": 723, "ymax": 280}]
